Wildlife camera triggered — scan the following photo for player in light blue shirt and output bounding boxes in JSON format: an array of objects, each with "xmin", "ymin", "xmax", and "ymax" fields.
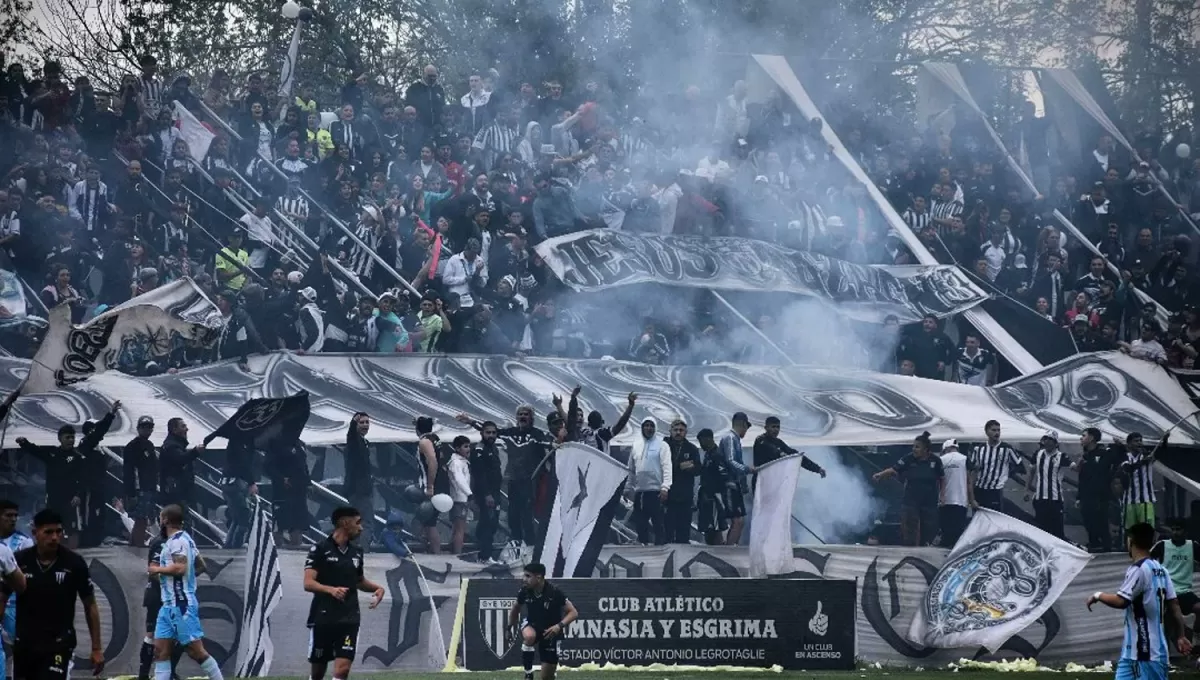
[
  {"xmin": 1088, "ymin": 522, "xmax": 1192, "ymax": 680},
  {"xmin": 0, "ymin": 500, "xmax": 31, "ymax": 675},
  {"xmin": 147, "ymin": 505, "xmax": 224, "ymax": 680}
]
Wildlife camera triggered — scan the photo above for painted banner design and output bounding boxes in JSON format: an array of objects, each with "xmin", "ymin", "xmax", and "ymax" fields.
[
  {"xmin": 461, "ymin": 578, "xmax": 856, "ymax": 670},
  {"xmin": 71, "ymin": 544, "xmax": 1143, "ymax": 676},
  {"xmin": 1, "ymin": 350, "xmax": 1195, "ymax": 449},
  {"xmin": 534, "ymin": 229, "xmax": 989, "ymax": 322},
  {"xmin": 907, "ymin": 509, "xmax": 1092, "ymax": 652},
  {"xmin": 23, "ymin": 279, "xmax": 224, "ymax": 393}
]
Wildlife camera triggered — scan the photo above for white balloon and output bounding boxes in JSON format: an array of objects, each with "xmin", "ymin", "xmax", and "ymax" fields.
[
  {"xmin": 431, "ymin": 493, "xmax": 453, "ymax": 513},
  {"xmin": 1177, "ymin": 143, "xmax": 1191, "ymax": 159},
  {"xmin": 281, "ymin": 0, "xmax": 301, "ymax": 19}
]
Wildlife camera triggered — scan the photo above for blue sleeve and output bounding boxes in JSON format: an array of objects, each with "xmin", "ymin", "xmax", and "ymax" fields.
[
  {"xmin": 721, "ymin": 435, "xmax": 749, "ymax": 474},
  {"xmin": 382, "ymin": 530, "xmax": 409, "ymax": 557}
]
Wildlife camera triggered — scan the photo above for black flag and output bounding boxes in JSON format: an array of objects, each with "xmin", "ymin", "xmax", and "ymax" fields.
[{"xmin": 205, "ymin": 392, "xmax": 310, "ymax": 449}]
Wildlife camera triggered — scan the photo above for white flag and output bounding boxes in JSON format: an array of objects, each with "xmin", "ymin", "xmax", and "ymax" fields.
[
  {"xmin": 277, "ymin": 21, "xmax": 303, "ymax": 100},
  {"xmin": 534, "ymin": 442, "xmax": 626, "ymax": 577},
  {"xmin": 749, "ymin": 454, "xmax": 802, "ymax": 577},
  {"xmin": 23, "ymin": 279, "xmax": 224, "ymax": 394},
  {"xmin": 907, "ymin": 509, "xmax": 1093, "ymax": 652},
  {"xmin": 235, "ymin": 499, "xmax": 284, "ymax": 677},
  {"xmin": 174, "ymin": 101, "xmax": 216, "ymax": 162}
]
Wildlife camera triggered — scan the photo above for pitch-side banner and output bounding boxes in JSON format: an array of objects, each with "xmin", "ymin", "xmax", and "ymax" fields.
[
  {"xmin": 23, "ymin": 279, "xmax": 224, "ymax": 393},
  {"xmin": 71, "ymin": 544, "xmax": 1144, "ymax": 675},
  {"xmin": 534, "ymin": 229, "xmax": 989, "ymax": 323},
  {"xmin": 0, "ymin": 350, "xmax": 1195, "ymax": 448}
]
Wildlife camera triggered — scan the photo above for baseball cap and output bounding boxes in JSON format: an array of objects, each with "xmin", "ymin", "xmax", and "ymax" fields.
[
  {"xmin": 137, "ymin": 416, "xmax": 155, "ymax": 428},
  {"xmin": 732, "ymin": 411, "xmax": 751, "ymax": 426},
  {"xmin": 941, "ymin": 438, "xmax": 958, "ymax": 451},
  {"xmin": 1042, "ymin": 430, "xmax": 1059, "ymax": 442}
]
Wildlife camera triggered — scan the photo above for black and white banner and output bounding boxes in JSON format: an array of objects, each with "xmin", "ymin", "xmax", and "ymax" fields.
[
  {"xmin": 533, "ymin": 443, "xmax": 626, "ymax": 577},
  {"xmin": 462, "ymin": 578, "xmax": 855, "ymax": 670},
  {"xmin": 23, "ymin": 279, "xmax": 224, "ymax": 393},
  {"xmin": 535, "ymin": 229, "xmax": 989, "ymax": 322},
  {"xmin": 234, "ymin": 498, "xmax": 283, "ymax": 677},
  {"xmin": 907, "ymin": 510, "xmax": 1091, "ymax": 652},
  {"xmin": 0, "ymin": 350, "xmax": 1194, "ymax": 449}
]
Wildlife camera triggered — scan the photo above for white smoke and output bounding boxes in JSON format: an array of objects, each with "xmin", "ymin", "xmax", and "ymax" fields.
[{"xmin": 791, "ymin": 446, "xmax": 883, "ymax": 544}]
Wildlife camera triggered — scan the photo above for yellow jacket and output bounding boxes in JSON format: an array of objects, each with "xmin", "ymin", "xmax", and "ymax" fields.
[{"xmin": 307, "ymin": 128, "xmax": 334, "ymax": 159}]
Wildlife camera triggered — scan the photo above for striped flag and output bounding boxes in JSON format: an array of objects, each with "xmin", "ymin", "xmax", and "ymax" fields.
[
  {"xmin": 533, "ymin": 443, "xmax": 626, "ymax": 577},
  {"xmin": 235, "ymin": 498, "xmax": 284, "ymax": 677}
]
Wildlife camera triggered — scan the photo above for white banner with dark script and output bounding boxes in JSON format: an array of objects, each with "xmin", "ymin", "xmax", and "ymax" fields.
[
  {"xmin": 0, "ymin": 350, "xmax": 1195, "ymax": 448},
  {"xmin": 534, "ymin": 229, "xmax": 989, "ymax": 323},
  {"xmin": 70, "ymin": 544, "xmax": 1138, "ymax": 675}
]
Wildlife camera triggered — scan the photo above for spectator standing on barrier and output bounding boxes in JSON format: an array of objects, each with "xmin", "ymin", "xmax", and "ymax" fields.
[
  {"xmin": 751, "ymin": 416, "xmax": 826, "ymax": 485},
  {"xmin": 1025, "ymin": 431, "xmax": 1067, "ymax": 539},
  {"xmin": 414, "ymin": 416, "xmax": 443, "ymax": 555},
  {"xmin": 217, "ymin": 441, "xmax": 258, "ymax": 549},
  {"xmin": 663, "ymin": 420, "xmax": 701, "ymax": 544},
  {"xmin": 938, "ymin": 439, "xmax": 970, "ymax": 548},
  {"xmin": 344, "ymin": 413, "xmax": 375, "ymax": 549},
  {"xmin": 77, "ymin": 403, "xmax": 120, "ymax": 548},
  {"xmin": 1074, "ymin": 428, "xmax": 1118, "ymax": 552},
  {"xmin": 265, "ymin": 440, "xmax": 311, "ymax": 549},
  {"xmin": 872, "ymin": 431, "xmax": 943, "ymax": 547},
  {"xmin": 718, "ymin": 412, "xmax": 753, "ymax": 546},
  {"xmin": 124, "ymin": 415, "xmax": 160, "ymax": 548},
  {"xmin": 448, "ymin": 436, "xmax": 472, "ymax": 555},
  {"xmin": 303, "ymin": 506, "xmax": 386, "ymax": 680},
  {"xmin": 457, "ymin": 406, "xmax": 554, "ymax": 553},
  {"xmin": 627, "ymin": 419, "xmax": 671, "ymax": 546},
  {"xmin": 469, "ymin": 421, "xmax": 503, "ymax": 564},
  {"xmin": 1119, "ymin": 431, "xmax": 1158, "ymax": 530},
  {"xmin": 13, "ymin": 399, "xmax": 119, "ymax": 549},
  {"xmin": 159, "ymin": 418, "xmax": 205, "ymax": 520},
  {"xmin": 968, "ymin": 420, "xmax": 1024, "ymax": 514},
  {"xmin": 695, "ymin": 429, "xmax": 731, "ymax": 546}
]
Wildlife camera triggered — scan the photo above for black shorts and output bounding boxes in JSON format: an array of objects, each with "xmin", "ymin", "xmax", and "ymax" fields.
[
  {"xmin": 307, "ymin": 624, "xmax": 359, "ymax": 663},
  {"xmin": 1179, "ymin": 591, "xmax": 1200, "ymax": 614},
  {"xmin": 726, "ymin": 486, "xmax": 747, "ymax": 519},
  {"xmin": 145, "ymin": 603, "xmax": 161, "ymax": 634},
  {"xmin": 520, "ymin": 620, "xmax": 561, "ymax": 665},
  {"xmin": 697, "ymin": 492, "xmax": 729, "ymax": 533},
  {"xmin": 13, "ymin": 639, "xmax": 73, "ymax": 680}
]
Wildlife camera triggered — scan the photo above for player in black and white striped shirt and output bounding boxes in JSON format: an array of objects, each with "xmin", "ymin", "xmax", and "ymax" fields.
[
  {"xmin": 929, "ymin": 183, "xmax": 963, "ymax": 236},
  {"xmin": 901, "ymin": 196, "xmax": 931, "ymax": 234},
  {"xmin": 1024, "ymin": 431, "xmax": 1067, "ymax": 538},
  {"xmin": 1119, "ymin": 431, "xmax": 1157, "ymax": 531},
  {"xmin": 968, "ymin": 420, "xmax": 1025, "ymax": 513}
]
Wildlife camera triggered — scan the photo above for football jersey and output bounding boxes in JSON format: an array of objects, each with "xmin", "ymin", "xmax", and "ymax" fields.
[
  {"xmin": 159, "ymin": 530, "xmax": 199, "ymax": 611},
  {"xmin": 1118, "ymin": 557, "xmax": 1175, "ymax": 663}
]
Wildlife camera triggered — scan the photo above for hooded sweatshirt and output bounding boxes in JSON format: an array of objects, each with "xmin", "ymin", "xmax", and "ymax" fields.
[{"xmin": 627, "ymin": 420, "xmax": 672, "ymax": 493}]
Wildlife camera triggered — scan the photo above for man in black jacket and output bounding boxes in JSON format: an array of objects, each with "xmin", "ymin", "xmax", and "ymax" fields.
[
  {"xmin": 404, "ymin": 66, "xmax": 446, "ymax": 134},
  {"xmin": 457, "ymin": 406, "xmax": 555, "ymax": 550},
  {"xmin": 664, "ymin": 420, "xmax": 702, "ymax": 544},
  {"xmin": 218, "ymin": 441, "xmax": 258, "ymax": 549},
  {"xmin": 265, "ymin": 440, "xmax": 310, "ymax": 548},
  {"xmin": 469, "ymin": 421, "xmax": 504, "ymax": 564},
  {"xmin": 78, "ymin": 404, "xmax": 120, "ymax": 547},
  {"xmin": 123, "ymin": 415, "xmax": 158, "ymax": 547},
  {"xmin": 159, "ymin": 417, "xmax": 205, "ymax": 518},
  {"xmin": 751, "ymin": 416, "xmax": 826, "ymax": 490},
  {"xmin": 15, "ymin": 399, "xmax": 120, "ymax": 548},
  {"xmin": 344, "ymin": 413, "xmax": 374, "ymax": 547}
]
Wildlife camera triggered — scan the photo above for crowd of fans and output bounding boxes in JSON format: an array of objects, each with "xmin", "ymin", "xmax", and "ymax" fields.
[
  {"xmin": 3, "ymin": 48, "xmax": 1200, "ymax": 551},
  {"xmin": 1, "ymin": 55, "xmax": 1198, "ymax": 380}
]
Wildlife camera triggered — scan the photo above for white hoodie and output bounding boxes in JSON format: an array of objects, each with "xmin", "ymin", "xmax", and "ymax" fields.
[
  {"xmin": 627, "ymin": 422, "xmax": 673, "ymax": 494},
  {"xmin": 448, "ymin": 453, "xmax": 472, "ymax": 504}
]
